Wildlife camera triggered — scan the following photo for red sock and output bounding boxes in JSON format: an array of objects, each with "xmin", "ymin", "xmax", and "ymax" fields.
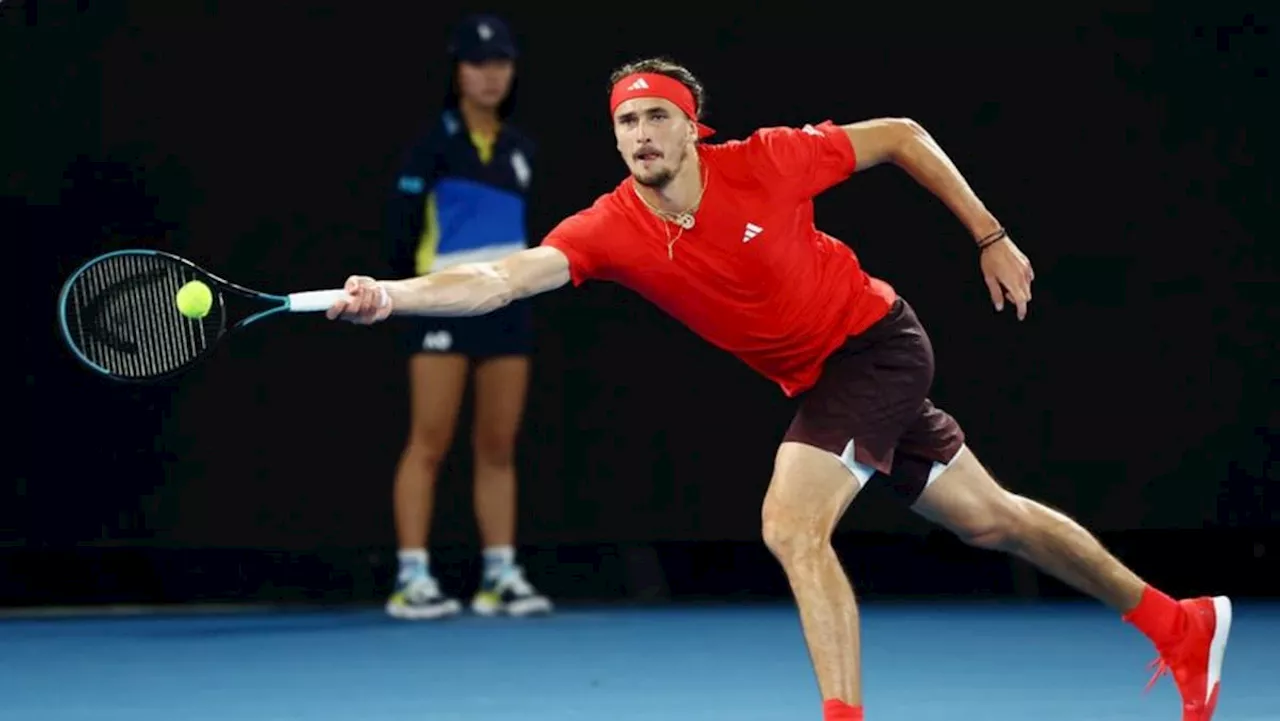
[
  {"xmin": 823, "ymin": 699, "xmax": 864, "ymax": 721},
  {"xmin": 1123, "ymin": 584, "xmax": 1187, "ymax": 646}
]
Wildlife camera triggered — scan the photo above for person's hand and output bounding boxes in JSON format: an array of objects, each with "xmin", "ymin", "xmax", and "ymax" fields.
[
  {"xmin": 325, "ymin": 275, "xmax": 392, "ymax": 324},
  {"xmin": 979, "ymin": 236, "xmax": 1035, "ymax": 320}
]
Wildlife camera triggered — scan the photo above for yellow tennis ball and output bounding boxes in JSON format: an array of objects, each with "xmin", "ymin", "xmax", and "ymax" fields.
[{"xmin": 175, "ymin": 280, "xmax": 213, "ymax": 319}]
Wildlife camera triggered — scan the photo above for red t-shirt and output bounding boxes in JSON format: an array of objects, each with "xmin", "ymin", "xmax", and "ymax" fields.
[{"xmin": 542, "ymin": 121, "xmax": 897, "ymax": 397}]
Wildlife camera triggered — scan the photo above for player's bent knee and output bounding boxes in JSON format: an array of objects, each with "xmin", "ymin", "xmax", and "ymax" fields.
[
  {"xmin": 762, "ymin": 519, "xmax": 830, "ymax": 565},
  {"xmin": 951, "ymin": 492, "xmax": 1032, "ymax": 551},
  {"xmin": 761, "ymin": 499, "xmax": 830, "ymax": 564},
  {"xmin": 762, "ymin": 442, "xmax": 857, "ymax": 564},
  {"xmin": 916, "ymin": 447, "xmax": 1034, "ymax": 551}
]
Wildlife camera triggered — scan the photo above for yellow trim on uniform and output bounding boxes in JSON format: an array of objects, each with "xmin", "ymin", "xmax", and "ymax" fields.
[
  {"xmin": 414, "ymin": 191, "xmax": 440, "ymax": 275},
  {"xmin": 470, "ymin": 130, "xmax": 496, "ymax": 165}
]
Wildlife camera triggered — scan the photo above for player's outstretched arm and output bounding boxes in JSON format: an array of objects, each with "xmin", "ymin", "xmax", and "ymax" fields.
[
  {"xmin": 326, "ymin": 246, "xmax": 571, "ymax": 324},
  {"xmin": 841, "ymin": 118, "xmax": 1035, "ymax": 319}
]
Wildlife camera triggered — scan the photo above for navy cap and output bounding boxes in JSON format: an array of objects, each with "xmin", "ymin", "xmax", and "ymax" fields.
[{"xmin": 449, "ymin": 14, "xmax": 517, "ymax": 63}]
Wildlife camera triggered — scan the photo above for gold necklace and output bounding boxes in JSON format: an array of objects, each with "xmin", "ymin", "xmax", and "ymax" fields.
[{"xmin": 634, "ymin": 167, "xmax": 708, "ymax": 260}]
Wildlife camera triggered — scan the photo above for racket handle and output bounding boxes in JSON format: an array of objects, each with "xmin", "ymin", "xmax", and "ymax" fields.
[
  {"xmin": 285, "ymin": 287, "xmax": 390, "ymax": 312},
  {"xmin": 286, "ymin": 290, "xmax": 349, "ymax": 312}
]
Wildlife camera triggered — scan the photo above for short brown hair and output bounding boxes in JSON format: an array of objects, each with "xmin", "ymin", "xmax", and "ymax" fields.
[{"xmin": 608, "ymin": 57, "xmax": 707, "ymax": 119}]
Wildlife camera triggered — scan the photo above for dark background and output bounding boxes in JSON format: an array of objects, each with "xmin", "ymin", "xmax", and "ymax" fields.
[{"xmin": 4, "ymin": 0, "xmax": 1276, "ymax": 608}]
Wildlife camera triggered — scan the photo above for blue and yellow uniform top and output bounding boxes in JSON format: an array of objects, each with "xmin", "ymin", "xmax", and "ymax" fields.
[{"xmin": 387, "ymin": 109, "xmax": 535, "ymax": 279}]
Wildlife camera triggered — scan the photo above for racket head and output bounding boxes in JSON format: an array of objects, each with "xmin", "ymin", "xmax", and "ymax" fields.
[{"xmin": 57, "ymin": 249, "xmax": 234, "ymax": 382}]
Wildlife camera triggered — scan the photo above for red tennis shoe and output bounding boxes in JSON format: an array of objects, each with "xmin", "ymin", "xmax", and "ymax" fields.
[{"xmin": 1144, "ymin": 596, "xmax": 1232, "ymax": 721}]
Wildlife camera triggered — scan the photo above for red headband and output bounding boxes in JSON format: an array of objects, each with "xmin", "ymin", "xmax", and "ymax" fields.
[{"xmin": 609, "ymin": 73, "xmax": 715, "ymax": 139}]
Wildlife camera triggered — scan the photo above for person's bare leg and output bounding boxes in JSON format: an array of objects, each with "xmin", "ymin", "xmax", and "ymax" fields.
[
  {"xmin": 386, "ymin": 353, "xmax": 470, "ymax": 619},
  {"xmin": 468, "ymin": 354, "xmax": 550, "ymax": 616},
  {"xmin": 761, "ymin": 441, "xmax": 865, "ymax": 711},
  {"xmin": 910, "ymin": 445, "xmax": 1234, "ymax": 721},
  {"xmin": 470, "ymin": 355, "xmax": 529, "ymax": 550},
  {"xmin": 909, "ymin": 446, "xmax": 1145, "ymax": 612},
  {"xmin": 394, "ymin": 354, "xmax": 468, "ymax": 552}
]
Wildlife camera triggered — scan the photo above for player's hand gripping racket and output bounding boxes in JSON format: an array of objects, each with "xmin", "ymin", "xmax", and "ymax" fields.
[{"xmin": 57, "ymin": 249, "xmax": 370, "ymax": 382}]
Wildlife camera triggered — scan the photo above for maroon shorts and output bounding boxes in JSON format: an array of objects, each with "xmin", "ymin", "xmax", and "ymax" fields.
[{"xmin": 783, "ymin": 298, "xmax": 965, "ymax": 502}]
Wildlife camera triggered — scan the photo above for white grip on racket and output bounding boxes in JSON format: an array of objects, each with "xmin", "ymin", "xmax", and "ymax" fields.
[
  {"xmin": 287, "ymin": 290, "xmax": 348, "ymax": 312},
  {"xmin": 286, "ymin": 288, "xmax": 389, "ymax": 312}
]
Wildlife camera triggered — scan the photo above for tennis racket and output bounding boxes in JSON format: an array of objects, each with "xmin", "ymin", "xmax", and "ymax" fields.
[{"xmin": 57, "ymin": 248, "xmax": 353, "ymax": 382}]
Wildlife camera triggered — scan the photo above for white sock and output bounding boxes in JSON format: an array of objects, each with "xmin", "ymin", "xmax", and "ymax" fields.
[
  {"xmin": 482, "ymin": 545, "xmax": 515, "ymax": 580},
  {"xmin": 397, "ymin": 548, "xmax": 429, "ymax": 582}
]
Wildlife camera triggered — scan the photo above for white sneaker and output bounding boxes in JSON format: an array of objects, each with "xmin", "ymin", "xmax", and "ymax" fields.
[
  {"xmin": 470, "ymin": 565, "xmax": 553, "ymax": 617},
  {"xmin": 385, "ymin": 574, "xmax": 462, "ymax": 620}
]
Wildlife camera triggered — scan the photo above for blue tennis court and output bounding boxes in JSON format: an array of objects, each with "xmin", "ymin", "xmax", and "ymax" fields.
[{"xmin": 3, "ymin": 601, "xmax": 1275, "ymax": 720}]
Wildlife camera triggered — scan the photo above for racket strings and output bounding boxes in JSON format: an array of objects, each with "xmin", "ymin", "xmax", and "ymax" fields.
[{"xmin": 65, "ymin": 254, "xmax": 222, "ymax": 379}]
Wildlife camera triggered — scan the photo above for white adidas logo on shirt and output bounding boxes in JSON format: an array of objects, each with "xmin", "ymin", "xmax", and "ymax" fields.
[{"xmin": 742, "ymin": 223, "xmax": 763, "ymax": 243}]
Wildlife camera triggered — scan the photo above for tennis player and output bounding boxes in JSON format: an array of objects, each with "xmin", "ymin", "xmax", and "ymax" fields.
[{"xmin": 330, "ymin": 57, "xmax": 1231, "ymax": 721}]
